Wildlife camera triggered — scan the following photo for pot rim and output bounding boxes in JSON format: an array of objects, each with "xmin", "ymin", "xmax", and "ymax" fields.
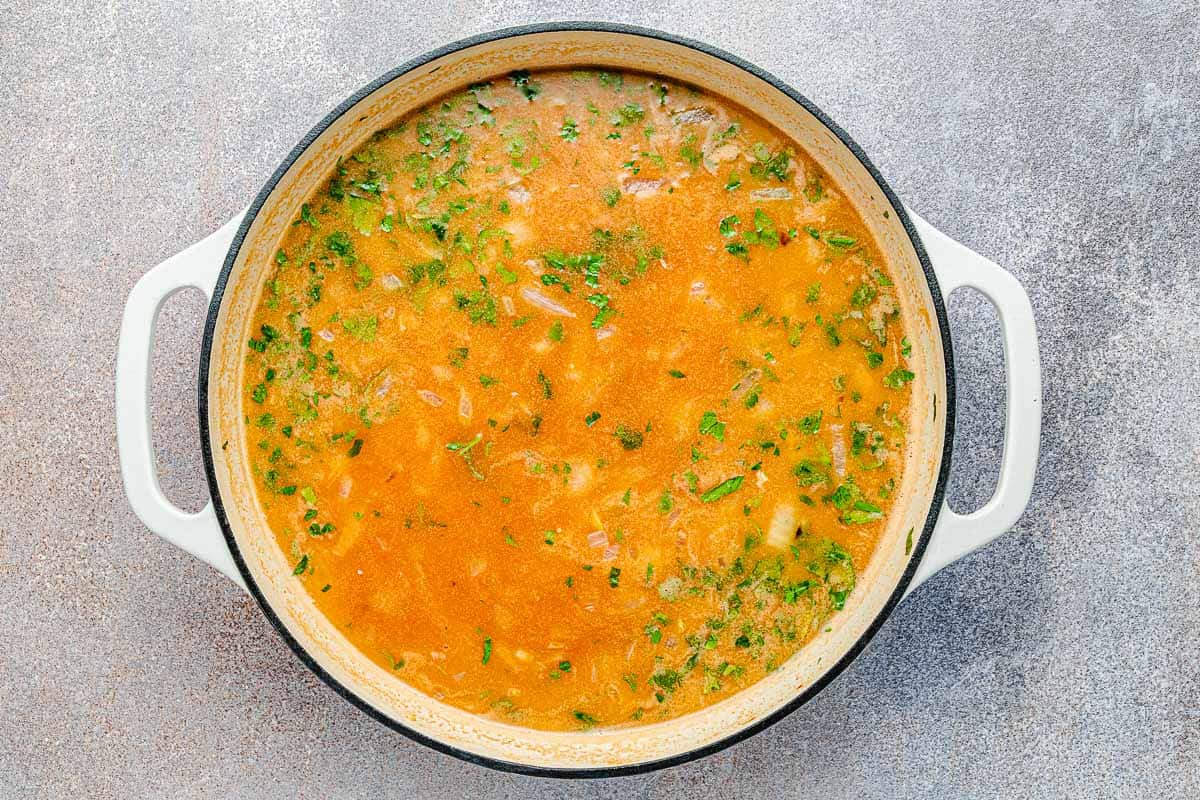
[{"xmin": 198, "ymin": 20, "xmax": 956, "ymax": 779}]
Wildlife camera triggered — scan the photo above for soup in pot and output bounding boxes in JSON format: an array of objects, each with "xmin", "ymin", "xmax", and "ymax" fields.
[{"xmin": 241, "ymin": 69, "xmax": 914, "ymax": 731}]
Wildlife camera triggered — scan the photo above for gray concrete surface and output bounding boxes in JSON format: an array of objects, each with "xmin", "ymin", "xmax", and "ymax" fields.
[{"xmin": 2, "ymin": 1, "xmax": 1197, "ymax": 797}]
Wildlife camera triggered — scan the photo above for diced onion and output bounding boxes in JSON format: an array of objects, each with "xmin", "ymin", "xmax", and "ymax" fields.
[
  {"xmin": 731, "ymin": 369, "xmax": 763, "ymax": 400},
  {"xmin": 317, "ymin": 329, "xmax": 334, "ymax": 342},
  {"xmin": 750, "ymin": 187, "xmax": 793, "ymax": 200},
  {"xmin": 690, "ymin": 280, "xmax": 706, "ymax": 296},
  {"xmin": 381, "ymin": 273, "xmax": 402, "ymax": 290},
  {"xmin": 595, "ymin": 327, "xmax": 614, "ymax": 341},
  {"xmin": 672, "ymin": 107, "xmax": 715, "ymax": 125},
  {"xmin": 458, "ymin": 388, "xmax": 473, "ymax": 420},
  {"xmin": 658, "ymin": 576, "xmax": 683, "ymax": 601},
  {"xmin": 766, "ymin": 503, "xmax": 796, "ymax": 549},
  {"xmin": 708, "ymin": 143, "xmax": 740, "ymax": 163},
  {"xmin": 830, "ymin": 423, "xmax": 846, "ymax": 476},
  {"xmin": 417, "ymin": 390, "xmax": 444, "ymax": 407},
  {"xmin": 520, "ymin": 286, "xmax": 576, "ymax": 317},
  {"xmin": 339, "ymin": 476, "xmax": 352, "ymax": 498},
  {"xmin": 602, "ymin": 545, "xmax": 619, "ymax": 562},
  {"xmin": 587, "ymin": 530, "xmax": 608, "ymax": 548},
  {"xmin": 623, "ymin": 178, "xmax": 663, "ymax": 196},
  {"xmin": 507, "ymin": 184, "xmax": 532, "ymax": 205},
  {"xmin": 501, "ymin": 295, "xmax": 516, "ymax": 317}
]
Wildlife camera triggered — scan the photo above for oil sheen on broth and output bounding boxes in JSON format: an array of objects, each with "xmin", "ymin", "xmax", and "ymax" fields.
[{"xmin": 243, "ymin": 69, "xmax": 915, "ymax": 731}]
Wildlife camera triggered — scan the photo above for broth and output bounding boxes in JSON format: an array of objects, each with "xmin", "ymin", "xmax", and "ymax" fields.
[{"xmin": 241, "ymin": 69, "xmax": 914, "ymax": 731}]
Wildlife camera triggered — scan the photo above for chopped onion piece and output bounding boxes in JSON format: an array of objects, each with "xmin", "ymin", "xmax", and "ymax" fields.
[
  {"xmin": 708, "ymin": 142, "xmax": 740, "ymax": 162},
  {"xmin": 830, "ymin": 423, "xmax": 846, "ymax": 476},
  {"xmin": 507, "ymin": 184, "xmax": 532, "ymax": 205},
  {"xmin": 766, "ymin": 503, "xmax": 796, "ymax": 549},
  {"xmin": 474, "ymin": 86, "xmax": 497, "ymax": 110},
  {"xmin": 381, "ymin": 273, "xmax": 403, "ymax": 290},
  {"xmin": 595, "ymin": 326, "xmax": 615, "ymax": 341},
  {"xmin": 587, "ymin": 530, "xmax": 608, "ymax": 548},
  {"xmin": 602, "ymin": 545, "xmax": 619, "ymax": 562},
  {"xmin": 623, "ymin": 178, "xmax": 663, "ymax": 196},
  {"xmin": 751, "ymin": 187, "xmax": 793, "ymax": 200},
  {"xmin": 731, "ymin": 369, "xmax": 763, "ymax": 400},
  {"xmin": 520, "ymin": 286, "xmax": 576, "ymax": 317},
  {"xmin": 690, "ymin": 280, "xmax": 706, "ymax": 296},
  {"xmin": 568, "ymin": 463, "xmax": 592, "ymax": 491},
  {"xmin": 658, "ymin": 576, "xmax": 683, "ymax": 601},
  {"xmin": 376, "ymin": 376, "xmax": 392, "ymax": 397},
  {"xmin": 501, "ymin": 295, "xmax": 516, "ymax": 317},
  {"xmin": 672, "ymin": 107, "xmax": 715, "ymax": 125},
  {"xmin": 458, "ymin": 387, "xmax": 473, "ymax": 420},
  {"xmin": 317, "ymin": 329, "xmax": 335, "ymax": 342},
  {"xmin": 417, "ymin": 390, "xmax": 444, "ymax": 407}
]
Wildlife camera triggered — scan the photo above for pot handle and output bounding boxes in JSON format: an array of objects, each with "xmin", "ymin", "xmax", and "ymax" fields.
[
  {"xmin": 903, "ymin": 209, "xmax": 1041, "ymax": 596},
  {"xmin": 116, "ymin": 212, "xmax": 248, "ymax": 589}
]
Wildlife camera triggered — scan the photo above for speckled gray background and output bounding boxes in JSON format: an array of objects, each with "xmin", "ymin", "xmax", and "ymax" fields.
[{"xmin": 2, "ymin": 1, "xmax": 1197, "ymax": 797}]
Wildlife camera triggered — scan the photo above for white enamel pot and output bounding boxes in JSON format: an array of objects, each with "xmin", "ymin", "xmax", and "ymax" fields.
[{"xmin": 115, "ymin": 23, "xmax": 1041, "ymax": 776}]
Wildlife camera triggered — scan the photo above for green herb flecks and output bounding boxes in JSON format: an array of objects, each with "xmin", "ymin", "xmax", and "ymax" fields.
[
  {"xmin": 446, "ymin": 433, "xmax": 485, "ymax": 480},
  {"xmin": 883, "ymin": 367, "xmax": 915, "ymax": 389},
  {"xmin": 510, "ymin": 70, "xmax": 541, "ymax": 101},
  {"xmin": 699, "ymin": 411, "xmax": 726, "ymax": 441},
  {"xmin": 700, "ymin": 475, "xmax": 744, "ymax": 503}
]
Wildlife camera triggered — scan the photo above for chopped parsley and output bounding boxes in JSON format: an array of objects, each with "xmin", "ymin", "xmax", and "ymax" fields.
[
  {"xmin": 699, "ymin": 410, "xmax": 726, "ymax": 441},
  {"xmin": 510, "ymin": 70, "xmax": 541, "ymax": 101},
  {"xmin": 699, "ymin": 475, "xmax": 744, "ymax": 503},
  {"xmin": 884, "ymin": 367, "xmax": 915, "ymax": 389}
]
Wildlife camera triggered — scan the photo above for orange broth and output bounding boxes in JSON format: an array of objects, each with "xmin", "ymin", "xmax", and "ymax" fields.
[{"xmin": 242, "ymin": 69, "xmax": 914, "ymax": 731}]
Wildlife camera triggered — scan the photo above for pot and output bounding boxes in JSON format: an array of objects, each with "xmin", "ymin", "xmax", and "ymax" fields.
[{"xmin": 115, "ymin": 23, "xmax": 1041, "ymax": 776}]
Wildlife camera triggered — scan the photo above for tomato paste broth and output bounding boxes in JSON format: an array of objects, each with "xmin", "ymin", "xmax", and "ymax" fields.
[{"xmin": 242, "ymin": 69, "xmax": 914, "ymax": 731}]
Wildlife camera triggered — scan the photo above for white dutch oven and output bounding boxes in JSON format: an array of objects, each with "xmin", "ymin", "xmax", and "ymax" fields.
[{"xmin": 115, "ymin": 24, "xmax": 1041, "ymax": 776}]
